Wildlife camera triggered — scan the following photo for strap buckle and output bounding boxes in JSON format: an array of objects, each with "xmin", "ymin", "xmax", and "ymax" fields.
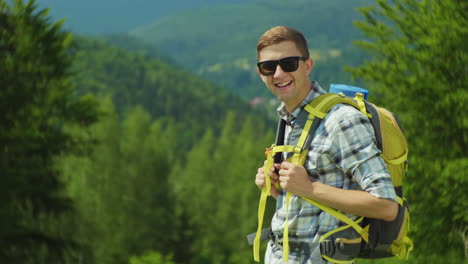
[{"xmin": 270, "ymin": 232, "xmax": 283, "ymax": 248}]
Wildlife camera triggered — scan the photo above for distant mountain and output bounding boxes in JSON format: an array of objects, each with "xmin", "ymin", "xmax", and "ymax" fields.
[
  {"xmin": 91, "ymin": 33, "xmax": 180, "ymax": 67},
  {"xmin": 34, "ymin": 0, "xmax": 256, "ymax": 34},
  {"xmin": 71, "ymin": 36, "xmax": 270, "ymax": 146},
  {"xmin": 129, "ymin": 0, "xmax": 375, "ymax": 99}
]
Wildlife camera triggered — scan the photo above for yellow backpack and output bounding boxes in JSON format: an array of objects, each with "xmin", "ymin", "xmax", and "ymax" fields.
[{"xmin": 252, "ymin": 92, "xmax": 413, "ymax": 263}]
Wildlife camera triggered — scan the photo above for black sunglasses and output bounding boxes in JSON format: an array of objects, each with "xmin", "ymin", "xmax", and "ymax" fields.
[{"xmin": 257, "ymin": 56, "xmax": 308, "ymax": 76}]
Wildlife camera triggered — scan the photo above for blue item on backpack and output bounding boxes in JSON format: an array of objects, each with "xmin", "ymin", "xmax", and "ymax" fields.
[{"xmin": 329, "ymin": 84, "xmax": 369, "ymax": 100}]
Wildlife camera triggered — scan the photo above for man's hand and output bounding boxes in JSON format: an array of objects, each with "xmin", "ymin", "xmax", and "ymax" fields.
[
  {"xmin": 276, "ymin": 161, "xmax": 398, "ymax": 221},
  {"xmin": 276, "ymin": 161, "xmax": 312, "ymax": 197},
  {"xmin": 255, "ymin": 160, "xmax": 280, "ymax": 198}
]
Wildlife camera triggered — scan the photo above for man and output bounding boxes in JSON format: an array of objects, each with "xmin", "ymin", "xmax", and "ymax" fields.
[{"xmin": 254, "ymin": 26, "xmax": 398, "ymax": 263}]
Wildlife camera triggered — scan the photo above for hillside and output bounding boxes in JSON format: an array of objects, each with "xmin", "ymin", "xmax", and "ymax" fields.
[
  {"xmin": 34, "ymin": 0, "xmax": 255, "ymax": 34},
  {"xmin": 129, "ymin": 0, "xmax": 374, "ymax": 99},
  {"xmin": 71, "ymin": 36, "xmax": 271, "ymax": 146}
]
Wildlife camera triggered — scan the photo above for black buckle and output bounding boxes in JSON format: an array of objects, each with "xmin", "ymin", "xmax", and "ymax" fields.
[
  {"xmin": 269, "ymin": 232, "xmax": 283, "ymax": 248},
  {"xmin": 320, "ymin": 239, "xmax": 335, "ymax": 257},
  {"xmin": 269, "ymin": 232, "xmax": 310, "ymax": 253}
]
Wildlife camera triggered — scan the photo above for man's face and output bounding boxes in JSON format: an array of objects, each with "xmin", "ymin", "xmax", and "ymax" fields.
[{"xmin": 257, "ymin": 40, "xmax": 313, "ymax": 111}]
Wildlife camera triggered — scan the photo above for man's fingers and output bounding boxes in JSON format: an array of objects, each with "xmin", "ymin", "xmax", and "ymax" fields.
[
  {"xmin": 255, "ymin": 172, "xmax": 265, "ymax": 188},
  {"xmin": 280, "ymin": 161, "xmax": 293, "ymax": 169},
  {"xmin": 269, "ymin": 164, "xmax": 280, "ymax": 180}
]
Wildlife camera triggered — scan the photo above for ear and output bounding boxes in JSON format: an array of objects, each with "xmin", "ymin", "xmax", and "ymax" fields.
[
  {"xmin": 256, "ymin": 66, "xmax": 262, "ymax": 77},
  {"xmin": 304, "ymin": 58, "xmax": 314, "ymax": 75},
  {"xmin": 257, "ymin": 67, "xmax": 268, "ymax": 83}
]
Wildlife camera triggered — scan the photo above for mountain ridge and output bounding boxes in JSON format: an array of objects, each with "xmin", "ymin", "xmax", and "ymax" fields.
[
  {"xmin": 129, "ymin": 0, "xmax": 375, "ymax": 99},
  {"xmin": 34, "ymin": 0, "xmax": 257, "ymax": 34}
]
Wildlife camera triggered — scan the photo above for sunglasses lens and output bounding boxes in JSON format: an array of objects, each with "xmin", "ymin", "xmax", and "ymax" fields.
[
  {"xmin": 258, "ymin": 57, "xmax": 304, "ymax": 76},
  {"xmin": 259, "ymin": 62, "xmax": 277, "ymax": 76},
  {"xmin": 280, "ymin": 58, "xmax": 299, "ymax": 72}
]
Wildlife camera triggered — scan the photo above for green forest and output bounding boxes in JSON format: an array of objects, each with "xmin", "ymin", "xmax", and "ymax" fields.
[{"xmin": 1, "ymin": 0, "xmax": 466, "ymax": 264}]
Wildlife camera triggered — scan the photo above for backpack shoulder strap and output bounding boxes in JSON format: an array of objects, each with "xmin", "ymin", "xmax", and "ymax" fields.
[
  {"xmin": 299, "ymin": 93, "xmax": 373, "ymax": 235},
  {"xmin": 301, "ymin": 93, "xmax": 359, "ymax": 150},
  {"xmin": 306, "ymin": 93, "xmax": 357, "ymax": 116}
]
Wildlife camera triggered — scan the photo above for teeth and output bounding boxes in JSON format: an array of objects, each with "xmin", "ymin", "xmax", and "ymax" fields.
[{"xmin": 276, "ymin": 81, "xmax": 291, "ymax": 87}]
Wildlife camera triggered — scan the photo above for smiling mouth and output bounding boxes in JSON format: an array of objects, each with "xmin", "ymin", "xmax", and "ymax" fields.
[{"xmin": 275, "ymin": 81, "xmax": 292, "ymax": 88}]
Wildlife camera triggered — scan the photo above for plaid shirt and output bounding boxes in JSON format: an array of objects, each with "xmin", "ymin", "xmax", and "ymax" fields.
[{"xmin": 270, "ymin": 81, "xmax": 397, "ymax": 247}]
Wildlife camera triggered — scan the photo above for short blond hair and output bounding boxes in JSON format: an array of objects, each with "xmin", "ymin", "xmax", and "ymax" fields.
[{"xmin": 256, "ymin": 26, "xmax": 310, "ymax": 60}]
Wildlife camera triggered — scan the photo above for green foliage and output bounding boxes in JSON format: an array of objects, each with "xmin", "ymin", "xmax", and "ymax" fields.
[
  {"xmin": 129, "ymin": 251, "xmax": 175, "ymax": 264},
  {"xmin": 57, "ymin": 99, "xmax": 274, "ymax": 264},
  {"xmin": 59, "ymin": 100, "xmax": 178, "ymax": 264},
  {"xmin": 0, "ymin": 0, "xmax": 99, "ymax": 263},
  {"xmin": 169, "ymin": 112, "xmax": 274, "ymax": 264},
  {"xmin": 348, "ymin": 0, "xmax": 467, "ymax": 261}
]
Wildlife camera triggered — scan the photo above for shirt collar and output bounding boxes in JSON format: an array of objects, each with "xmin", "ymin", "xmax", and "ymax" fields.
[{"xmin": 276, "ymin": 81, "xmax": 327, "ymax": 123}]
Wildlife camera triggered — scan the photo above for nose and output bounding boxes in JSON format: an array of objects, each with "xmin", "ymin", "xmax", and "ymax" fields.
[{"xmin": 273, "ymin": 64, "xmax": 287, "ymax": 78}]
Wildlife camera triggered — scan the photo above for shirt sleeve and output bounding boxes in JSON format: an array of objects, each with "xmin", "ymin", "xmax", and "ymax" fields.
[{"xmin": 326, "ymin": 104, "xmax": 397, "ymax": 202}]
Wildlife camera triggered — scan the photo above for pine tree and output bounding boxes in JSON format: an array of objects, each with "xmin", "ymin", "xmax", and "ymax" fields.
[
  {"xmin": 0, "ymin": 0, "xmax": 99, "ymax": 262},
  {"xmin": 168, "ymin": 111, "xmax": 274, "ymax": 264},
  {"xmin": 60, "ymin": 102, "xmax": 178, "ymax": 264},
  {"xmin": 119, "ymin": 106, "xmax": 175, "ymax": 257},
  {"xmin": 59, "ymin": 97, "xmax": 121, "ymax": 264},
  {"xmin": 169, "ymin": 127, "xmax": 217, "ymax": 264},
  {"xmin": 348, "ymin": 0, "xmax": 467, "ymax": 261}
]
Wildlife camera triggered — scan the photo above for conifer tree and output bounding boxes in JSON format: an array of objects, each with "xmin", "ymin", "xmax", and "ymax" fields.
[
  {"xmin": 168, "ymin": 111, "xmax": 274, "ymax": 264},
  {"xmin": 348, "ymin": 0, "xmax": 467, "ymax": 261},
  {"xmin": 60, "ymin": 97, "xmax": 121, "ymax": 264},
  {"xmin": 169, "ymin": 127, "xmax": 217, "ymax": 264},
  {"xmin": 119, "ymin": 106, "xmax": 175, "ymax": 257},
  {"xmin": 221, "ymin": 115, "xmax": 274, "ymax": 264},
  {"xmin": 61, "ymin": 103, "xmax": 177, "ymax": 264},
  {"xmin": 0, "ymin": 0, "xmax": 99, "ymax": 262}
]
